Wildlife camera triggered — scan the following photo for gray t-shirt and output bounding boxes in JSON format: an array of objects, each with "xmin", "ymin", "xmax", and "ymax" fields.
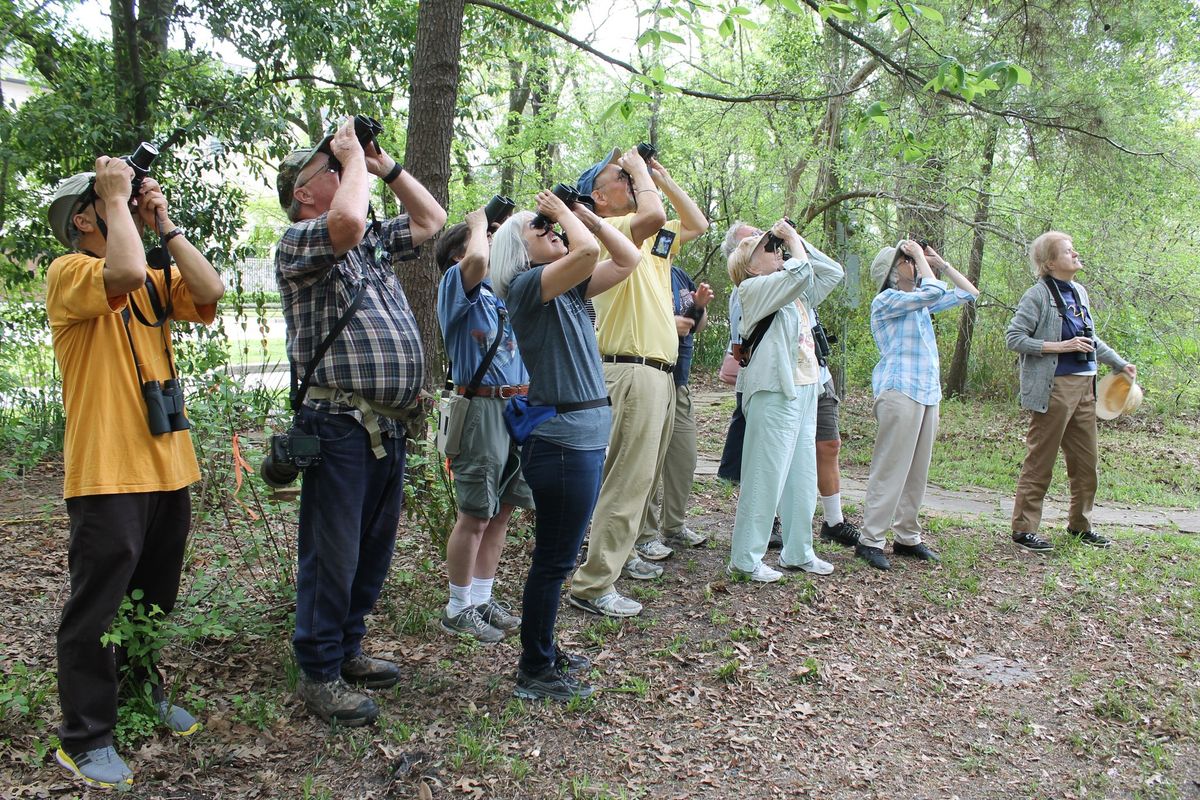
[{"xmin": 506, "ymin": 265, "xmax": 611, "ymax": 450}]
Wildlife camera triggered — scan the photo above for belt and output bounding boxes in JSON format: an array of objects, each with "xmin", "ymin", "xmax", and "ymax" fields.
[
  {"xmin": 455, "ymin": 384, "xmax": 529, "ymax": 399},
  {"xmin": 305, "ymin": 386, "xmax": 414, "ymax": 459},
  {"xmin": 602, "ymin": 354, "xmax": 675, "ymax": 373}
]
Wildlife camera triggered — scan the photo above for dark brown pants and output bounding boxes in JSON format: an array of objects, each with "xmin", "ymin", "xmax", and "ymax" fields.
[
  {"xmin": 1011, "ymin": 375, "xmax": 1098, "ymax": 534},
  {"xmin": 57, "ymin": 489, "xmax": 190, "ymax": 753}
]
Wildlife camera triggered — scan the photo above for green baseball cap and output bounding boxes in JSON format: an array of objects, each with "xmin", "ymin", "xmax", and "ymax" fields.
[
  {"xmin": 276, "ymin": 132, "xmax": 333, "ymax": 217},
  {"xmin": 48, "ymin": 172, "xmax": 97, "ymax": 248}
]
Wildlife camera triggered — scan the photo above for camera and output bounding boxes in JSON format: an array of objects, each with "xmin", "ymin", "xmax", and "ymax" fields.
[
  {"xmin": 636, "ymin": 142, "xmax": 657, "ymax": 162},
  {"xmin": 121, "ymin": 142, "xmax": 158, "ymax": 198},
  {"xmin": 1077, "ymin": 324, "xmax": 1097, "ymax": 364},
  {"xmin": 142, "ymin": 378, "xmax": 190, "ymax": 436},
  {"xmin": 484, "ymin": 195, "xmax": 516, "ymax": 226},
  {"xmin": 260, "ymin": 428, "xmax": 323, "ymax": 488},
  {"xmin": 353, "ymin": 114, "xmax": 383, "ymax": 152},
  {"xmin": 531, "ymin": 182, "xmax": 593, "ymax": 230}
]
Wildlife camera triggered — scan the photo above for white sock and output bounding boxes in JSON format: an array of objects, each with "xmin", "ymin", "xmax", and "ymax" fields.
[
  {"xmin": 470, "ymin": 577, "xmax": 495, "ymax": 607},
  {"xmin": 446, "ymin": 583, "xmax": 473, "ymax": 617},
  {"xmin": 821, "ymin": 493, "xmax": 844, "ymax": 526}
]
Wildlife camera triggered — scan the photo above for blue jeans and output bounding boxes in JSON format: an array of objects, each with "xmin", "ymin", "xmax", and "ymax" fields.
[
  {"xmin": 518, "ymin": 437, "xmax": 605, "ymax": 674},
  {"xmin": 294, "ymin": 409, "xmax": 406, "ymax": 681}
]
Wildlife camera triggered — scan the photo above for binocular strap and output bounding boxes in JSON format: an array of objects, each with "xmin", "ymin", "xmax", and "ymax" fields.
[{"xmin": 121, "ymin": 280, "xmax": 180, "ymax": 390}]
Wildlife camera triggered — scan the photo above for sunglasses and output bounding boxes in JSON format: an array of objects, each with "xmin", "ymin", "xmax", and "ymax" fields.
[{"xmin": 529, "ymin": 219, "xmax": 568, "ymax": 246}]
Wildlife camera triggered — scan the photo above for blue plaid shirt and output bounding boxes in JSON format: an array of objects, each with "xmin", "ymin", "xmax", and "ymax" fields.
[
  {"xmin": 276, "ymin": 214, "xmax": 423, "ymax": 429},
  {"xmin": 869, "ymin": 278, "xmax": 975, "ymax": 405}
]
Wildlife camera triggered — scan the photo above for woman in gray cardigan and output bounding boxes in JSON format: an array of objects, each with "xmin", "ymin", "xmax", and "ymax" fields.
[{"xmin": 1005, "ymin": 231, "xmax": 1136, "ymax": 551}]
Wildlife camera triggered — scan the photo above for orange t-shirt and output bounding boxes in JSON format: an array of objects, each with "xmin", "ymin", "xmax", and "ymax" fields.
[{"xmin": 46, "ymin": 253, "xmax": 217, "ymax": 498}]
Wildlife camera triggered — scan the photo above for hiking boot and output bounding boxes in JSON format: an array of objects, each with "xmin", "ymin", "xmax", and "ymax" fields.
[
  {"xmin": 622, "ymin": 555, "xmax": 663, "ymax": 581},
  {"xmin": 555, "ymin": 645, "xmax": 591, "ymax": 675},
  {"xmin": 1068, "ymin": 529, "xmax": 1112, "ymax": 549},
  {"xmin": 56, "ymin": 746, "xmax": 133, "ymax": 791},
  {"xmin": 476, "ymin": 599, "xmax": 521, "ymax": 634},
  {"xmin": 297, "ymin": 676, "xmax": 378, "ymax": 727},
  {"xmin": 440, "ymin": 607, "xmax": 505, "ymax": 643},
  {"xmin": 726, "ymin": 562, "xmax": 783, "ymax": 583},
  {"xmin": 514, "ymin": 663, "xmax": 594, "ymax": 702},
  {"xmin": 819, "ymin": 520, "xmax": 860, "ymax": 547},
  {"xmin": 1012, "ymin": 532, "xmax": 1053, "ymax": 553},
  {"xmin": 635, "ymin": 539, "xmax": 674, "ymax": 561},
  {"xmin": 568, "ymin": 591, "xmax": 643, "ymax": 617},
  {"xmin": 893, "ymin": 542, "xmax": 940, "ymax": 562},
  {"xmin": 156, "ymin": 700, "xmax": 202, "ymax": 736},
  {"xmin": 664, "ymin": 526, "xmax": 707, "ymax": 548},
  {"xmin": 855, "ymin": 544, "xmax": 891, "ymax": 571},
  {"xmin": 341, "ymin": 654, "xmax": 400, "ymax": 689},
  {"xmin": 767, "ymin": 517, "xmax": 783, "ymax": 549},
  {"xmin": 779, "ymin": 556, "xmax": 834, "ymax": 575}
]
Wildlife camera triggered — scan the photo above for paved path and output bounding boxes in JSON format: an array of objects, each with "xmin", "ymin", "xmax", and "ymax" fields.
[{"xmin": 690, "ymin": 388, "xmax": 1200, "ymax": 534}]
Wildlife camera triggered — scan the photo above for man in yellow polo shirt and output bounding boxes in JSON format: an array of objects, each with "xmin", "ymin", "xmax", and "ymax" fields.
[
  {"xmin": 45, "ymin": 156, "xmax": 223, "ymax": 790},
  {"xmin": 568, "ymin": 146, "xmax": 708, "ymax": 617}
]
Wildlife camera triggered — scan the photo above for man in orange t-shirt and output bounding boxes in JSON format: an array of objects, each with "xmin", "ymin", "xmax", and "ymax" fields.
[{"xmin": 45, "ymin": 156, "xmax": 223, "ymax": 790}]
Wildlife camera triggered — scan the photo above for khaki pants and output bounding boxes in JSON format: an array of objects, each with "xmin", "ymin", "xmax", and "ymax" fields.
[
  {"xmin": 643, "ymin": 383, "xmax": 696, "ymax": 539},
  {"xmin": 1011, "ymin": 374, "xmax": 1098, "ymax": 533},
  {"xmin": 859, "ymin": 391, "xmax": 939, "ymax": 549},
  {"xmin": 570, "ymin": 362, "xmax": 674, "ymax": 600}
]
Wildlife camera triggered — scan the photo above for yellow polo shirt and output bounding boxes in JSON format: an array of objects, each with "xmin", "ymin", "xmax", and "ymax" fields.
[
  {"xmin": 46, "ymin": 253, "xmax": 216, "ymax": 498},
  {"xmin": 592, "ymin": 214, "xmax": 681, "ymax": 363}
]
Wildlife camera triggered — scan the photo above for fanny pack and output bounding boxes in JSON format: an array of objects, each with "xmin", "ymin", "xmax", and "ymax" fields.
[{"xmin": 503, "ymin": 395, "xmax": 611, "ymax": 445}]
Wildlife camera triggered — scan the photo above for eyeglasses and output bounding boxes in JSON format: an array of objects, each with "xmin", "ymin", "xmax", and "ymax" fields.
[{"xmin": 295, "ymin": 156, "xmax": 341, "ymax": 190}]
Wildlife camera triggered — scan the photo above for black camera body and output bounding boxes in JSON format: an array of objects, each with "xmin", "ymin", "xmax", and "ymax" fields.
[
  {"xmin": 142, "ymin": 378, "xmax": 190, "ymax": 436},
  {"xmin": 636, "ymin": 142, "xmax": 657, "ymax": 162},
  {"xmin": 260, "ymin": 429, "xmax": 322, "ymax": 488},
  {"xmin": 484, "ymin": 195, "xmax": 516, "ymax": 226},
  {"xmin": 1078, "ymin": 324, "xmax": 1097, "ymax": 364},
  {"xmin": 531, "ymin": 183, "xmax": 593, "ymax": 230},
  {"xmin": 121, "ymin": 142, "xmax": 159, "ymax": 198}
]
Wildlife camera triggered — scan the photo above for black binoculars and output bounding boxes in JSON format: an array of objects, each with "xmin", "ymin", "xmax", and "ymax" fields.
[
  {"xmin": 1077, "ymin": 325, "xmax": 1097, "ymax": 364},
  {"xmin": 143, "ymin": 378, "xmax": 190, "ymax": 436},
  {"xmin": 636, "ymin": 142, "xmax": 657, "ymax": 162},
  {"xmin": 764, "ymin": 218, "xmax": 799, "ymax": 254},
  {"xmin": 812, "ymin": 322, "xmax": 835, "ymax": 366},
  {"xmin": 531, "ymin": 183, "xmax": 594, "ymax": 230},
  {"xmin": 485, "ymin": 195, "xmax": 516, "ymax": 226},
  {"xmin": 353, "ymin": 115, "xmax": 383, "ymax": 151},
  {"xmin": 260, "ymin": 429, "xmax": 323, "ymax": 488},
  {"xmin": 121, "ymin": 142, "xmax": 159, "ymax": 198}
]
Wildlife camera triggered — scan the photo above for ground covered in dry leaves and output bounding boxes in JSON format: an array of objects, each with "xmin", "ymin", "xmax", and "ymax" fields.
[{"xmin": 1, "ymin": 392, "xmax": 1198, "ymax": 800}]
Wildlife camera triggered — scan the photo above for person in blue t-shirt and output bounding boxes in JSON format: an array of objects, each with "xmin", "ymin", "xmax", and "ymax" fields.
[{"xmin": 435, "ymin": 208, "xmax": 533, "ymax": 643}]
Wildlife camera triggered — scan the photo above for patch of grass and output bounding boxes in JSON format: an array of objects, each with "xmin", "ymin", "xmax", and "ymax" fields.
[
  {"xmin": 709, "ymin": 609, "xmax": 731, "ymax": 627},
  {"xmin": 714, "ymin": 659, "xmax": 740, "ymax": 682},
  {"xmin": 791, "ymin": 656, "xmax": 821, "ymax": 684},
  {"xmin": 582, "ymin": 617, "xmax": 624, "ymax": 647},
  {"xmin": 231, "ymin": 690, "xmax": 285, "ymax": 730},
  {"xmin": 609, "ymin": 676, "xmax": 650, "ymax": 698},
  {"xmin": 651, "ymin": 634, "xmax": 689, "ymax": 658},
  {"xmin": 728, "ymin": 625, "xmax": 760, "ymax": 642},
  {"xmin": 631, "ymin": 584, "xmax": 661, "ymax": 601}
]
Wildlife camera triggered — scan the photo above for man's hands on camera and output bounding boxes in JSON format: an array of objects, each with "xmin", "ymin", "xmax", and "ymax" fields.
[
  {"xmin": 93, "ymin": 156, "xmax": 136, "ymax": 206},
  {"xmin": 618, "ymin": 149, "xmax": 653, "ymax": 186},
  {"xmin": 922, "ymin": 243, "xmax": 948, "ymax": 276},
  {"xmin": 135, "ymin": 178, "xmax": 174, "ymax": 231}
]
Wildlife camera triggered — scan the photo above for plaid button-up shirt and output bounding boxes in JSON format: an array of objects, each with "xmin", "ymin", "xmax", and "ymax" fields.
[
  {"xmin": 276, "ymin": 213, "xmax": 423, "ymax": 431},
  {"xmin": 869, "ymin": 278, "xmax": 974, "ymax": 406}
]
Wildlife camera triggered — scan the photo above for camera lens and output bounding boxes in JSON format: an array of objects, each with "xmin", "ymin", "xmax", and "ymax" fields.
[{"xmin": 260, "ymin": 452, "xmax": 300, "ymax": 488}]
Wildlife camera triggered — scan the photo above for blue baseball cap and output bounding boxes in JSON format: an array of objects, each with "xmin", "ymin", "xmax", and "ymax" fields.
[{"xmin": 577, "ymin": 147, "xmax": 623, "ymax": 196}]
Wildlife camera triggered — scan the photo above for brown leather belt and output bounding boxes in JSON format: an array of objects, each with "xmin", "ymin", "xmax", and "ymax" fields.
[
  {"xmin": 601, "ymin": 354, "xmax": 675, "ymax": 373},
  {"xmin": 455, "ymin": 384, "xmax": 529, "ymax": 399}
]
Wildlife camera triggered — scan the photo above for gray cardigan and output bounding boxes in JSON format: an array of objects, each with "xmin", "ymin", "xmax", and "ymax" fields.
[{"xmin": 1005, "ymin": 280, "xmax": 1128, "ymax": 413}]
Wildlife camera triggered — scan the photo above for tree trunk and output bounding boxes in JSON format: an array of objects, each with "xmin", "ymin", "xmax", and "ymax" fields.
[
  {"xmin": 499, "ymin": 59, "xmax": 531, "ymax": 198},
  {"xmin": 945, "ymin": 125, "xmax": 999, "ymax": 398},
  {"xmin": 404, "ymin": 0, "xmax": 466, "ymax": 389}
]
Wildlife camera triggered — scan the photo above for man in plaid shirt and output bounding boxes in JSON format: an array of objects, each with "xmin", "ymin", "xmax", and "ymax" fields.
[{"xmin": 275, "ymin": 117, "xmax": 445, "ymax": 726}]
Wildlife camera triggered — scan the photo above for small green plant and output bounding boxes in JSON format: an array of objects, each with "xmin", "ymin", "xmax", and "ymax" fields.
[
  {"xmin": 0, "ymin": 661, "xmax": 55, "ymax": 722},
  {"xmin": 631, "ymin": 584, "xmax": 661, "ymax": 601},
  {"xmin": 583, "ymin": 617, "xmax": 624, "ymax": 646},
  {"xmin": 651, "ymin": 634, "xmax": 689, "ymax": 658},
  {"xmin": 792, "ymin": 656, "xmax": 821, "ymax": 684},
  {"xmin": 714, "ymin": 659, "xmax": 740, "ymax": 682},
  {"xmin": 231, "ymin": 691, "xmax": 284, "ymax": 731},
  {"xmin": 728, "ymin": 625, "xmax": 760, "ymax": 642},
  {"xmin": 709, "ymin": 609, "xmax": 731, "ymax": 627},
  {"xmin": 610, "ymin": 676, "xmax": 650, "ymax": 698}
]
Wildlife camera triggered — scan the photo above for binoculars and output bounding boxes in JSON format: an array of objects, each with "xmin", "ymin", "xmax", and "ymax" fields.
[
  {"xmin": 636, "ymin": 142, "xmax": 657, "ymax": 162},
  {"xmin": 120, "ymin": 142, "xmax": 159, "ymax": 199},
  {"xmin": 353, "ymin": 115, "xmax": 383, "ymax": 151},
  {"xmin": 260, "ymin": 429, "xmax": 323, "ymax": 488},
  {"xmin": 764, "ymin": 218, "xmax": 799, "ymax": 254},
  {"xmin": 1077, "ymin": 324, "xmax": 1097, "ymax": 364},
  {"xmin": 812, "ymin": 322, "xmax": 836, "ymax": 366},
  {"xmin": 485, "ymin": 195, "xmax": 516, "ymax": 226},
  {"xmin": 143, "ymin": 378, "xmax": 190, "ymax": 436},
  {"xmin": 531, "ymin": 183, "xmax": 594, "ymax": 230}
]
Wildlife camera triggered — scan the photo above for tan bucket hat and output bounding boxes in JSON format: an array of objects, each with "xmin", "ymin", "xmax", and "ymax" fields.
[{"xmin": 1096, "ymin": 372, "xmax": 1143, "ymax": 420}]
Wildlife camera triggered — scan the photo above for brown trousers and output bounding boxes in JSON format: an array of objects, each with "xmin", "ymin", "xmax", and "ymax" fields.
[{"xmin": 1011, "ymin": 374, "xmax": 1098, "ymax": 533}]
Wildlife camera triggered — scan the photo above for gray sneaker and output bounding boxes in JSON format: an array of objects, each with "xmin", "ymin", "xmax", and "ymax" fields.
[
  {"xmin": 156, "ymin": 700, "xmax": 201, "ymax": 735},
  {"xmin": 56, "ymin": 745, "xmax": 133, "ymax": 790},
  {"xmin": 440, "ymin": 607, "xmax": 504, "ymax": 643},
  {"xmin": 664, "ymin": 526, "xmax": 707, "ymax": 548},
  {"xmin": 622, "ymin": 555, "xmax": 664, "ymax": 580},
  {"xmin": 297, "ymin": 675, "xmax": 379, "ymax": 727},
  {"xmin": 568, "ymin": 590, "xmax": 643, "ymax": 617},
  {"xmin": 476, "ymin": 599, "xmax": 521, "ymax": 634},
  {"xmin": 635, "ymin": 538, "xmax": 675, "ymax": 561}
]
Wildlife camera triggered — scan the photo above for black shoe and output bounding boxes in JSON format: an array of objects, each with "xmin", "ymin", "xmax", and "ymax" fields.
[
  {"xmin": 819, "ymin": 520, "xmax": 860, "ymax": 547},
  {"xmin": 555, "ymin": 645, "xmax": 591, "ymax": 675},
  {"xmin": 1012, "ymin": 532, "xmax": 1053, "ymax": 552},
  {"xmin": 1068, "ymin": 529, "xmax": 1112, "ymax": 549},
  {"xmin": 767, "ymin": 517, "xmax": 783, "ymax": 549},
  {"xmin": 514, "ymin": 663, "xmax": 594, "ymax": 702},
  {"xmin": 855, "ymin": 544, "xmax": 891, "ymax": 571},
  {"xmin": 340, "ymin": 655, "xmax": 400, "ymax": 689},
  {"xmin": 892, "ymin": 542, "xmax": 940, "ymax": 562}
]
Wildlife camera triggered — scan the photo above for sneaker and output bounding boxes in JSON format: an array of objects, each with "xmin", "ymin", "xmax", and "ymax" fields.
[
  {"xmin": 56, "ymin": 746, "xmax": 133, "ymax": 790},
  {"xmin": 725, "ymin": 562, "xmax": 783, "ymax": 583},
  {"xmin": 635, "ymin": 539, "xmax": 674, "ymax": 561},
  {"xmin": 1012, "ymin": 531, "xmax": 1053, "ymax": 552},
  {"xmin": 664, "ymin": 526, "xmax": 707, "ymax": 548},
  {"xmin": 341, "ymin": 654, "xmax": 400, "ymax": 688},
  {"xmin": 855, "ymin": 543, "xmax": 891, "ymax": 571},
  {"xmin": 767, "ymin": 517, "xmax": 783, "ymax": 549},
  {"xmin": 156, "ymin": 700, "xmax": 202, "ymax": 736},
  {"xmin": 555, "ymin": 645, "xmax": 591, "ymax": 675},
  {"xmin": 819, "ymin": 520, "xmax": 860, "ymax": 547},
  {"xmin": 893, "ymin": 541, "xmax": 940, "ymax": 562},
  {"xmin": 568, "ymin": 591, "xmax": 643, "ymax": 617},
  {"xmin": 440, "ymin": 607, "xmax": 505, "ymax": 643},
  {"xmin": 779, "ymin": 556, "xmax": 834, "ymax": 575},
  {"xmin": 297, "ymin": 675, "xmax": 378, "ymax": 727},
  {"xmin": 476, "ymin": 599, "xmax": 521, "ymax": 633},
  {"xmin": 514, "ymin": 663, "xmax": 594, "ymax": 702},
  {"xmin": 622, "ymin": 555, "xmax": 663, "ymax": 581},
  {"xmin": 1068, "ymin": 529, "xmax": 1112, "ymax": 549}
]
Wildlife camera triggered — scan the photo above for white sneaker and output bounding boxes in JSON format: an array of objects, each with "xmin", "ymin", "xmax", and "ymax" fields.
[
  {"xmin": 635, "ymin": 539, "xmax": 674, "ymax": 561},
  {"xmin": 726, "ymin": 562, "xmax": 783, "ymax": 583},
  {"xmin": 664, "ymin": 526, "xmax": 707, "ymax": 548},
  {"xmin": 780, "ymin": 556, "xmax": 834, "ymax": 575},
  {"xmin": 568, "ymin": 590, "xmax": 644, "ymax": 617},
  {"xmin": 622, "ymin": 555, "xmax": 664, "ymax": 580}
]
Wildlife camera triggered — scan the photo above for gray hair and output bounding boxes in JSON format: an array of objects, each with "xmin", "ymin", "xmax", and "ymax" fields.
[
  {"xmin": 721, "ymin": 220, "xmax": 752, "ymax": 259},
  {"xmin": 489, "ymin": 211, "xmax": 534, "ymax": 299}
]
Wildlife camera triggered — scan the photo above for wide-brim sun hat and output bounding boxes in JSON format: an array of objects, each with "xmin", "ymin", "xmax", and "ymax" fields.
[
  {"xmin": 48, "ymin": 172, "xmax": 97, "ymax": 248},
  {"xmin": 1096, "ymin": 372, "xmax": 1143, "ymax": 420}
]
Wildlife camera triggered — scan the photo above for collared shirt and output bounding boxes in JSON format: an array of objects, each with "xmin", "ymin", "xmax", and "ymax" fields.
[
  {"xmin": 869, "ymin": 278, "xmax": 975, "ymax": 405},
  {"xmin": 276, "ymin": 213, "xmax": 423, "ymax": 430}
]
